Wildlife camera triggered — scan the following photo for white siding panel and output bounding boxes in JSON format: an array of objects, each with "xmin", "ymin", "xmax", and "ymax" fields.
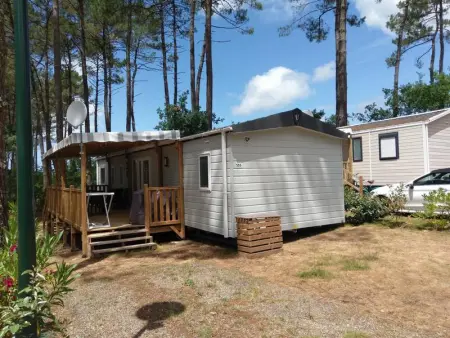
[
  {"xmin": 428, "ymin": 114, "xmax": 450, "ymax": 171},
  {"xmin": 229, "ymin": 127, "xmax": 345, "ymax": 234},
  {"xmin": 183, "ymin": 135, "xmax": 226, "ymax": 236},
  {"xmin": 353, "ymin": 125, "xmax": 424, "ymax": 185},
  {"xmin": 162, "ymin": 144, "xmax": 179, "ymax": 186}
]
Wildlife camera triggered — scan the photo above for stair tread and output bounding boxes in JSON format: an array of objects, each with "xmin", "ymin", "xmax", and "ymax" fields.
[
  {"xmin": 88, "ymin": 229, "xmax": 147, "ymax": 239},
  {"xmin": 88, "ymin": 224, "xmax": 144, "ymax": 233},
  {"xmin": 92, "ymin": 242, "xmax": 156, "ymax": 254},
  {"xmin": 91, "ymin": 236, "xmax": 153, "ymax": 246}
]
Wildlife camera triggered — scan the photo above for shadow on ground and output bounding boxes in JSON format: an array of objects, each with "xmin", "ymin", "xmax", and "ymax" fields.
[
  {"xmin": 133, "ymin": 301, "xmax": 185, "ymax": 338},
  {"xmin": 283, "ymin": 223, "xmax": 344, "ymax": 243}
]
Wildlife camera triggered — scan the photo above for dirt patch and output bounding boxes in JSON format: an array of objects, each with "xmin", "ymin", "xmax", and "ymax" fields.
[{"xmin": 56, "ymin": 226, "xmax": 450, "ymax": 337}]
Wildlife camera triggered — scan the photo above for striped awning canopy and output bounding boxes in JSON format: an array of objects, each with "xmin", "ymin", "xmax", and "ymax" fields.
[{"xmin": 43, "ymin": 130, "xmax": 180, "ymax": 159}]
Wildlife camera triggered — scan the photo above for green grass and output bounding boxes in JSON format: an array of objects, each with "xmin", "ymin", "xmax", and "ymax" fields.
[
  {"xmin": 341, "ymin": 259, "xmax": 370, "ymax": 271},
  {"xmin": 297, "ymin": 267, "xmax": 333, "ymax": 279},
  {"xmin": 184, "ymin": 278, "xmax": 195, "ymax": 287},
  {"xmin": 198, "ymin": 326, "xmax": 213, "ymax": 338},
  {"xmin": 360, "ymin": 253, "xmax": 379, "ymax": 262},
  {"xmin": 343, "ymin": 331, "xmax": 370, "ymax": 338}
]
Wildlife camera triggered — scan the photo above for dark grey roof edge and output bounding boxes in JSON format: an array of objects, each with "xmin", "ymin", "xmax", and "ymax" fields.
[{"xmin": 231, "ymin": 108, "xmax": 348, "ymax": 139}]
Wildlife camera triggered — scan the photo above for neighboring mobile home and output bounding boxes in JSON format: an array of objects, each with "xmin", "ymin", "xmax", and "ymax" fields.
[
  {"xmin": 43, "ymin": 109, "xmax": 347, "ymax": 256},
  {"xmin": 340, "ymin": 109, "xmax": 450, "ymax": 187}
]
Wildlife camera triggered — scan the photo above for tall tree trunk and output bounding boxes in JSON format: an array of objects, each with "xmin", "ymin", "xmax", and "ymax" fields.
[
  {"xmin": 67, "ymin": 46, "xmax": 73, "ymax": 135},
  {"xmin": 94, "ymin": 55, "xmax": 99, "ymax": 132},
  {"xmin": 438, "ymin": 0, "xmax": 444, "ymax": 74},
  {"xmin": 189, "ymin": 0, "xmax": 196, "ymax": 111},
  {"xmin": 44, "ymin": 9, "xmax": 52, "ymax": 151},
  {"xmin": 131, "ymin": 40, "xmax": 140, "ymax": 132},
  {"xmin": 172, "ymin": 0, "xmax": 178, "ymax": 105},
  {"xmin": 160, "ymin": 1, "xmax": 170, "ymax": 107},
  {"xmin": 52, "ymin": 0, "xmax": 64, "ymax": 141},
  {"xmin": 205, "ymin": 0, "xmax": 213, "ymax": 130},
  {"xmin": 79, "ymin": 0, "xmax": 90, "ymax": 132},
  {"xmin": 430, "ymin": 7, "xmax": 438, "ymax": 84},
  {"xmin": 108, "ymin": 62, "xmax": 112, "ymax": 129},
  {"xmin": 195, "ymin": 37, "xmax": 206, "ymax": 111},
  {"xmin": 392, "ymin": 0, "xmax": 409, "ymax": 117},
  {"xmin": 103, "ymin": 25, "xmax": 111, "ymax": 132},
  {"xmin": 335, "ymin": 0, "xmax": 348, "ymax": 126},
  {"xmin": 126, "ymin": 0, "xmax": 133, "ymax": 132}
]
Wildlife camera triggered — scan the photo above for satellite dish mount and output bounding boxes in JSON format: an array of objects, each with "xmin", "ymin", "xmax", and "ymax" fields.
[{"xmin": 67, "ymin": 100, "xmax": 88, "ymax": 154}]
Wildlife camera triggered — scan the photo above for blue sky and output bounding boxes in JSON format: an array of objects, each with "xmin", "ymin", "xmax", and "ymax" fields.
[{"xmin": 99, "ymin": 0, "xmax": 439, "ymax": 132}]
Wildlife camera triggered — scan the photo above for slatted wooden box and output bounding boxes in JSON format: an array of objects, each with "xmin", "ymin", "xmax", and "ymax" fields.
[{"xmin": 236, "ymin": 215, "xmax": 283, "ymax": 258}]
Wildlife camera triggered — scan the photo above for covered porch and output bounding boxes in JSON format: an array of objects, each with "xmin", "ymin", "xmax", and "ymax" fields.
[{"xmin": 42, "ymin": 131, "xmax": 185, "ymax": 257}]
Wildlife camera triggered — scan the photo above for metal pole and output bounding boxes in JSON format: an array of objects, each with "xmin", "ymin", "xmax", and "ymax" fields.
[{"xmin": 14, "ymin": 0, "xmax": 37, "ymax": 336}]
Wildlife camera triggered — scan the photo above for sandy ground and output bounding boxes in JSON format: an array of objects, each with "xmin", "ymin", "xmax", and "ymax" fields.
[{"xmin": 56, "ymin": 225, "xmax": 450, "ymax": 338}]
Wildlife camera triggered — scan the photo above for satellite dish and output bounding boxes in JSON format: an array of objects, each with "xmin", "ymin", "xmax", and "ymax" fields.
[{"xmin": 67, "ymin": 100, "xmax": 87, "ymax": 128}]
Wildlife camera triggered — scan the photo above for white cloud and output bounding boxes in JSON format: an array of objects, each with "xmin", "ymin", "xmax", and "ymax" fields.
[
  {"xmin": 259, "ymin": 0, "xmax": 293, "ymax": 22},
  {"xmin": 232, "ymin": 67, "xmax": 312, "ymax": 116},
  {"xmin": 354, "ymin": 0, "xmax": 399, "ymax": 35},
  {"xmin": 312, "ymin": 61, "xmax": 335, "ymax": 83}
]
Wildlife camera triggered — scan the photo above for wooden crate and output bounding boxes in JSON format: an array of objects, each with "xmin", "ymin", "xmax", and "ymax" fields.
[{"xmin": 236, "ymin": 215, "xmax": 283, "ymax": 258}]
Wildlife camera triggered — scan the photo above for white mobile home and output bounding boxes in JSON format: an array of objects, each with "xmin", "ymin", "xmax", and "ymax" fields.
[
  {"xmin": 95, "ymin": 109, "xmax": 347, "ymax": 237},
  {"xmin": 43, "ymin": 109, "xmax": 346, "ymax": 256},
  {"xmin": 340, "ymin": 109, "xmax": 450, "ymax": 187}
]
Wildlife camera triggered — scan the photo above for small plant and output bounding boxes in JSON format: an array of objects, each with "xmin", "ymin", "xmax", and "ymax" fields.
[
  {"xmin": 386, "ymin": 184, "xmax": 407, "ymax": 221},
  {"xmin": 184, "ymin": 278, "xmax": 195, "ymax": 287},
  {"xmin": 297, "ymin": 267, "xmax": 332, "ymax": 279},
  {"xmin": 341, "ymin": 259, "xmax": 369, "ymax": 271},
  {"xmin": 198, "ymin": 325, "xmax": 213, "ymax": 338}
]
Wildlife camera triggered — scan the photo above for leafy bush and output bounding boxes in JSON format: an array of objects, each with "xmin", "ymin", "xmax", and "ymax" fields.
[
  {"xmin": 0, "ymin": 203, "xmax": 78, "ymax": 337},
  {"xmin": 344, "ymin": 187, "xmax": 360, "ymax": 211},
  {"xmin": 346, "ymin": 193, "xmax": 387, "ymax": 224},
  {"xmin": 386, "ymin": 184, "xmax": 408, "ymax": 215},
  {"xmin": 414, "ymin": 188, "xmax": 450, "ymax": 230}
]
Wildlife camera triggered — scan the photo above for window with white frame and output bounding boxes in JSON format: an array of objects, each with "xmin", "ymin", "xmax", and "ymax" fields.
[
  {"xmin": 379, "ymin": 132, "xmax": 399, "ymax": 160},
  {"xmin": 199, "ymin": 153, "xmax": 211, "ymax": 191}
]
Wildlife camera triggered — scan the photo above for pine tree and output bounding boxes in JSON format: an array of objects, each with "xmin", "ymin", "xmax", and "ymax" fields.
[{"xmin": 280, "ymin": 0, "xmax": 364, "ymax": 127}]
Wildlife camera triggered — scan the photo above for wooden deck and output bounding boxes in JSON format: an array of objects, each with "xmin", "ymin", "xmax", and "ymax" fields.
[{"xmin": 43, "ymin": 185, "xmax": 185, "ymax": 257}]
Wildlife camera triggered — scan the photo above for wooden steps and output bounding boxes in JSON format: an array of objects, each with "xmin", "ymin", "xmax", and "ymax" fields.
[{"xmin": 87, "ymin": 225, "xmax": 156, "ymax": 257}]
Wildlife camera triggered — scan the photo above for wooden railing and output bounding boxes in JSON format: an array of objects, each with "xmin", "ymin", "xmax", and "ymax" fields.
[
  {"xmin": 45, "ymin": 185, "xmax": 82, "ymax": 229},
  {"xmin": 143, "ymin": 186, "xmax": 181, "ymax": 231},
  {"xmin": 343, "ymin": 161, "xmax": 363, "ymax": 195}
]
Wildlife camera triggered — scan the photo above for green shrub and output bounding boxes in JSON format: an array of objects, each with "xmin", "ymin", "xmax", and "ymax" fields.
[
  {"xmin": 346, "ymin": 193, "xmax": 387, "ymax": 224},
  {"xmin": 414, "ymin": 188, "xmax": 450, "ymax": 230},
  {"xmin": 386, "ymin": 184, "xmax": 407, "ymax": 214},
  {"xmin": 344, "ymin": 187, "xmax": 360, "ymax": 210},
  {"xmin": 0, "ymin": 203, "xmax": 78, "ymax": 337}
]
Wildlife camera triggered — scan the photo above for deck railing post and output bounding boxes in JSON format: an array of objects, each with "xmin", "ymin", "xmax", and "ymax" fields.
[
  {"xmin": 144, "ymin": 184, "xmax": 150, "ymax": 235},
  {"xmin": 359, "ymin": 176, "xmax": 364, "ymax": 196}
]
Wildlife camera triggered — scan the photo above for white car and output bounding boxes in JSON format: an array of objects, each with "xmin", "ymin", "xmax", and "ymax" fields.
[{"xmin": 371, "ymin": 168, "xmax": 450, "ymax": 212}]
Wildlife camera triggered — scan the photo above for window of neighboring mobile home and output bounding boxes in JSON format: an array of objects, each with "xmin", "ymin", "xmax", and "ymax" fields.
[
  {"xmin": 199, "ymin": 153, "xmax": 211, "ymax": 191},
  {"xmin": 352, "ymin": 137, "xmax": 363, "ymax": 162},
  {"xmin": 379, "ymin": 132, "xmax": 399, "ymax": 160}
]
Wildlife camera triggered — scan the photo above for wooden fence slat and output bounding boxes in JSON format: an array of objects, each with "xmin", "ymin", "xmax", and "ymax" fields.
[
  {"xmin": 159, "ymin": 190, "xmax": 164, "ymax": 222},
  {"xmin": 171, "ymin": 190, "xmax": 176, "ymax": 221}
]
